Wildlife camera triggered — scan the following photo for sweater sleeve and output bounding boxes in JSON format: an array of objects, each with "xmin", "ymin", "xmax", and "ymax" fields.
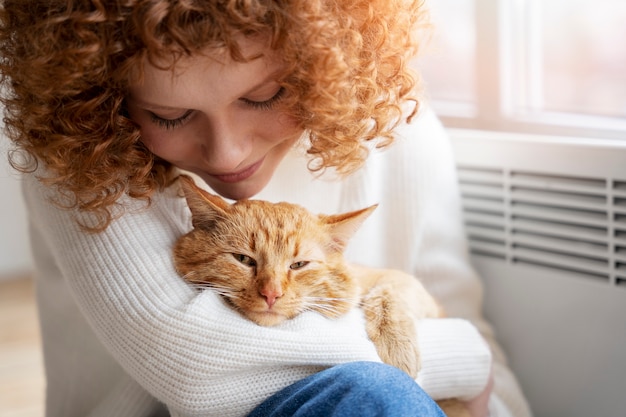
[
  {"xmin": 23, "ymin": 173, "xmax": 380, "ymax": 417},
  {"xmin": 392, "ymin": 112, "xmax": 530, "ymax": 417},
  {"xmin": 415, "ymin": 319, "xmax": 492, "ymax": 401},
  {"xmin": 342, "ymin": 108, "xmax": 533, "ymax": 417},
  {"xmin": 398, "ymin": 112, "xmax": 532, "ymax": 417}
]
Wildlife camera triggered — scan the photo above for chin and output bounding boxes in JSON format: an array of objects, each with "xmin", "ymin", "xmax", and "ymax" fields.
[
  {"xmin": 203, "ymin": 176, "xmax": 269, "ymax": 201},
  {"xmin": 248, "ymin": 311, "xmax": 288, "ymax": 327},
  {"xmin": 214, "ymin": 187, "xmax": 259, "ymax": 201}
]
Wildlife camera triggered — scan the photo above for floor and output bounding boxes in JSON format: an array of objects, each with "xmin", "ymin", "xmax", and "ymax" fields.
[{"xmin": 0, "ymin": 277, "xmax": 45, "ymax": 417}]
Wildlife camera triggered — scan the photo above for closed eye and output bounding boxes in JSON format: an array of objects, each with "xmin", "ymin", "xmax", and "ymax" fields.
[
  {"xmin": 290, "ymin": 261, "xmax": 309, "ymax": 270},
  {"xmin": 149, "ymin": 109, "xmax": 194, "ymax": 130},
  {"xmin": 233, "ymin": 253, "xmax": 257, "ymax": 267},
  {"xmin": 240, "ymin": 87, "xmax": 286, "ymax": 111}
]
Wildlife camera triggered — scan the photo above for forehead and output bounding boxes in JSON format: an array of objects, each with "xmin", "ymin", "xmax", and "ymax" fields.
[
  {"xmin": 233, "ymin": 201, "xmax": 312, "ymax": 228},
  {"xmin": 218, "ymin": 202, "xmax": 330, "ymax": 259},
  {"xmin": 128, "ymin": 37, "xmax": 282, "ymax": 107},
  {"xmin": 235, "ymin": 201, "xmax": 318, "ymax": 232}
]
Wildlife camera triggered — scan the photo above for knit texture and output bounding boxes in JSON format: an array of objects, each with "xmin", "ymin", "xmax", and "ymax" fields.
[{"xmin": 24, "ymin": 108, "xmax": 532, "ymax": 417}]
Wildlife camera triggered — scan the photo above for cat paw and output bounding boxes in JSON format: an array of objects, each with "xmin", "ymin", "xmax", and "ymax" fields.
[
  {"xmin": 361, "ymin": 286, "xmax": 421, "ymax": 379},
  {"xmin": 376, "ymin": 338, "xmax": 421, "ymax": 379}
]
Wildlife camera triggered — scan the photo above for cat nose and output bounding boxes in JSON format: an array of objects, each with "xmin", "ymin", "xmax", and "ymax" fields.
[{"xmin": 260, "ymin": 288, "xmax": 283, "ymax": 308}]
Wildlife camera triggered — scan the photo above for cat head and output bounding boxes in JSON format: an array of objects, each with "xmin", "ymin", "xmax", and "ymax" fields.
[{"xmin": 173, "ymin": 175, "xmax": 376, "ymax": 326}]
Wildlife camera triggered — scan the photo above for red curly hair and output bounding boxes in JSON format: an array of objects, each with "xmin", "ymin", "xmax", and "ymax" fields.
[{"xmin": 0, "ymin": 0, "xmax": 428, "ymax": 231}]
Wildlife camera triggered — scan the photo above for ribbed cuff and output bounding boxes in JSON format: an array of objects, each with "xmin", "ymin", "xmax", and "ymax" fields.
[{"xmin": 415, "ymin": 318, "xmax": 492, "ymax": 401}]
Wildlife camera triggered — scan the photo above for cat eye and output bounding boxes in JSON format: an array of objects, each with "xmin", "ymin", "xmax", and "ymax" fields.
[
  {"xmin": 233, "ymin": 253, "xmax": 257, "ymax": 267},
  {"xmin": 289, "ymin": 261, "xmax": 309, "ymax": 270}
]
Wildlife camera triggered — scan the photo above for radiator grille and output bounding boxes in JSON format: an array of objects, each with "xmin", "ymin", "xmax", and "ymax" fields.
[{"xmin": 459, "ymin": 166, "xmax": 626, "ymax": 286}]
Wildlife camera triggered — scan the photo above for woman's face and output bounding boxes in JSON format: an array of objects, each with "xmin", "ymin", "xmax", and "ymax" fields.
[{"xmin": 126, "ymin": 39, "xmax": 303, "ymax": 200}]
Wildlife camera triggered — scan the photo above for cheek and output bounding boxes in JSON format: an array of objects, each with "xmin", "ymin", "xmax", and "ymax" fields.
[
  {"xmin": 126, "ymin": 108, "xmax": 191, "ymax": 162},
  {"xmin": 255, "ymin": 112, "xmax": 301, "ymax": 143},
  {"xmin": 139, "ymin": 128, "xmax": 192, "ymax": 163}
]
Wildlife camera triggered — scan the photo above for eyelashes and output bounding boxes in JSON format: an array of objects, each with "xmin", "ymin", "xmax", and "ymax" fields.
[
  {"xmin": 148, "ymin": 87, "xmax": 286, "ymax": 130},
  {"xmin": 149, "ymin": 109, "xmax": 194, "ymax": 130},
  {"xmin": 240, "ymin": 86, "xmax": 286, "ymax": 111}
]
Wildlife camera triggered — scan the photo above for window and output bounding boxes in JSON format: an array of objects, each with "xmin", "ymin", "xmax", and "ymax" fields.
[
  {"xmin": 414, "ymin": 0, "xmax": 626, "ymax": 139},
  {"xmin": 417, "ymin": 0, "xmax": 477, "ymax": 108}
]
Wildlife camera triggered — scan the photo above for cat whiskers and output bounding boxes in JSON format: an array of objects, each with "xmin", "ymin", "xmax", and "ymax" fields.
[
  {"xmin": 182, "ymin": 273, "xmax": 244, "ymax": 301},
  {"xmin": 300, "ymin": 296, "xmax": 356, "ymax": 318},
  {"xmin": 195, "ymin": 283, "xmax": 243, "ymax": 299}
]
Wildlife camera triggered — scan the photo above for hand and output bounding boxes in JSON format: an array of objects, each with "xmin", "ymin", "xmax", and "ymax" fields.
[{"xmin": 463, "ymin": 371, "xmax": 494, "ymax": 417}]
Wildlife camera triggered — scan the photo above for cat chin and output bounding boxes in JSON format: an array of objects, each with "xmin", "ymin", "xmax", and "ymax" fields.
[{"xmin": 246, "ymin": 311, "xmax": 288, "ymax": 327}]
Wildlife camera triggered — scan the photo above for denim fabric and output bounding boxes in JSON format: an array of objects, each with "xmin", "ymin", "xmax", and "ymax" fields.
[{"xmin": 248, "ymin": 362, "xmax": 445, "ymax": 417}]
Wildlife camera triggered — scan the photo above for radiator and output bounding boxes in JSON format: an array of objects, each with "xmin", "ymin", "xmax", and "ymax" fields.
[{"xmin": 451, "ymin": 129, "xmax": 626, "ymax": 417}]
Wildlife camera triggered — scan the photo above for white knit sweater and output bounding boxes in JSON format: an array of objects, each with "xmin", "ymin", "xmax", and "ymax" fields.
[{"xmin": 23, "ymin": 108, "xmax": 532, "ymax": 417}]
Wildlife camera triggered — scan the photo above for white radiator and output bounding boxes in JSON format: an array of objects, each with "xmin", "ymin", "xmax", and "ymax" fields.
[{"xmin": 451, "ymin": 130, "xmax": 626, "ymax": 417}]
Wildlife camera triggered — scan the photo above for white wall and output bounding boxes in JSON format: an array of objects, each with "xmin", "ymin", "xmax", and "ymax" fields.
[{"xmin": 0, "ymin": 138, "xmax": 33, "ymax": 279}]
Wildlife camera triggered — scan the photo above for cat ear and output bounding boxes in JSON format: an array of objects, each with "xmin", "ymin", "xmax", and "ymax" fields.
[
  {"xmin": 322, "ymin": 205, "xmax": 377, "ymax": 251},
  {"xmin": 178, "ymin": 175, "xmax": 230, "ymax": 229}
]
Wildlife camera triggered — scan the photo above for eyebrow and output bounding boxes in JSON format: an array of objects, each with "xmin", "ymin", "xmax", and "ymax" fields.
[
  {"xmin": 243, "ymin": 70, "xmax": 282, "ymax": 95},
  {"xmin": 129, "ymin": 100, "xmax": 182, "ymax": 111}
]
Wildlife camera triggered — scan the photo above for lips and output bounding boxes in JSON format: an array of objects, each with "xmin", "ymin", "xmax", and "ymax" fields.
[{"xmin": 210, "ymin": 158, "xmax": 264, "ymax": 184}]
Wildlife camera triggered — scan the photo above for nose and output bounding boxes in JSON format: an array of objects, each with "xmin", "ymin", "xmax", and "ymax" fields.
[
  {"xmin": 259, "ymin": 286, "xmax": 283, "ymax": 308},
  {"xmin": 196, "ymin": 113, "xmax": 250, "ymax": 172}
]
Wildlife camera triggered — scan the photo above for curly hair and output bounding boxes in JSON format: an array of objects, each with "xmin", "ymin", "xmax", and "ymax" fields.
[{"xmin": 0, "ymin": 0, "xmax": 429, "ymax": 231}]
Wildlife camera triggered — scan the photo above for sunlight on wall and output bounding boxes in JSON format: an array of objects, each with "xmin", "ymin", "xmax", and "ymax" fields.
[
  {"xmin": 417, "ymin": 0, "xmax": 626, "ymax": 123},
  {"xmin": 540, "ymin": 0, "xmax": 626, "ymax": 117},
  {"xmin": 0, "ymin": 137, "xmax": 32, "ymax": 278},
  {"xmin": 418, "ymin": 0, "xmax": 476, "ymax": 104}
]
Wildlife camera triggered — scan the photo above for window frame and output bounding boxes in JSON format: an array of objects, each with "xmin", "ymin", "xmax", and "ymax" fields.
[{"xmin": 428, "ymin": 0, "xmax": 626, "ymax": 141}]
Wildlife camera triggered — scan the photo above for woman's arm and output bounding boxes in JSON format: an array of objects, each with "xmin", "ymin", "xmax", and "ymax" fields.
[
  {"xmin": 396, "ymin": 111, "xmax": 531, "ymax": 417},
  {"xmin": 23, "ymin": 173, "xmax": 380, "ymax": 417},
  {"xmin": 342, "ymin": 108, "xmax": 533, "ymax": 417}
]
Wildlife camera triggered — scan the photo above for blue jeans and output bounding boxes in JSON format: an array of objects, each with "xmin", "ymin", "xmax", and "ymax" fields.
[{"xmin": 247, "ymin": 362, "xmax": 445, "ymax": 417}]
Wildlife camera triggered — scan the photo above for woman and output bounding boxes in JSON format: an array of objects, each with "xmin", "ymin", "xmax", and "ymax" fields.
[{"xmin": 0, "ymin": 1, "xmax": 531, "ymax": 416}]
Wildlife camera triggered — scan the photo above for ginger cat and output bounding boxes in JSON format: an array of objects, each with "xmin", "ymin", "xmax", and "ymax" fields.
[{"xmin": 173, "ymin": 175, "xmax": 469, "ymax": 416}]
